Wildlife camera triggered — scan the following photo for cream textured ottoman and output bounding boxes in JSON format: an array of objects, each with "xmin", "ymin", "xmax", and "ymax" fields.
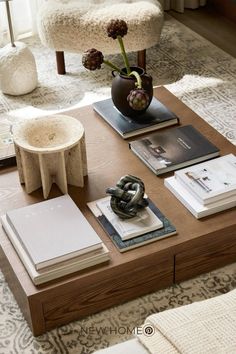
[
  {"xmin": 93, "ymin": 289, "xmax": 236, "ymax": 354},
  {"xmin": 37, "ymin": 0, "xmax": 163, "ymax": 74}
]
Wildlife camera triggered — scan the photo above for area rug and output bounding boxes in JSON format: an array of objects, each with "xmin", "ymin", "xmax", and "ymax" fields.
[
  {"xmin": 0, "ymin": 15, "xmax": 236, "ymax": 145},
  {"xmin": 0, "ymin": 14, "xmax": 236, "ymax": 354}
]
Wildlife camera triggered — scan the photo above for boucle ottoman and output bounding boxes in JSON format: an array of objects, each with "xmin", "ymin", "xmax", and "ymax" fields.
[
  {"xmin": 37, "ymin": 0, "xmax": 163, "ymax": 74},
  {"xmin": 93, "ymin": 289, "xmax": 236, "ymax": 353}
]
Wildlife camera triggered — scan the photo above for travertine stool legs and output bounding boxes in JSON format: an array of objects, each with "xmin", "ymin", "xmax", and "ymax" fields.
[{"xmin": 13, "ymin": 115, "xmax": 87, "ymax": 199}]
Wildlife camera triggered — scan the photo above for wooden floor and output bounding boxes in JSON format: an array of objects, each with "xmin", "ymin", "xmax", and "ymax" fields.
[{"xmin": 168, "ymin": 4, "xmax": 236, "ymax": 58}]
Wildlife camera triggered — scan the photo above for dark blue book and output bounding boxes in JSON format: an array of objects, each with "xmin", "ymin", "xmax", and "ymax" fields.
[
  {"xmin": 93, "ymin": 97, "xmax": 179, "ymax": 139},
  {"xmin": 87, "ymin": 198, "xmax": 177, "ymax": 253}
]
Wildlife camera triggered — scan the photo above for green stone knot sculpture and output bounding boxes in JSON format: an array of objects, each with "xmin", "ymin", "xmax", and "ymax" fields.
[{"xmin": 106, "ymin": 174, "xmax": 148, "ymax": 219}]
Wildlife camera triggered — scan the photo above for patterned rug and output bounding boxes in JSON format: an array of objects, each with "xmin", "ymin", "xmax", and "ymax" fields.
[
  {"xmin": 0, "ymin": 14, "xmax": 236, "ymax": 354},
  {"xmin": 0, "ymin": 15, "xmax": 236, "ymax": 145}
]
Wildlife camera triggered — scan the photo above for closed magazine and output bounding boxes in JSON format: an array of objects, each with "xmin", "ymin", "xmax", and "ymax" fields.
[
  {"xmin": 93, "ymin": 97, "xmax": 179, "ymax": 139},
  {"xmin": 175, "ymin": 154, "xmax": 236, "ymax": 205},
  {"xmin": 164, "ymin": 176, "xmax": 236, "ymax": 219},
  {"xmin": 129, "ymin": 125, "xmax": 220, "ymax": 175},
  {"xmin": 88, "ymin": 198, "xmax": 176, "ymax": 252}
]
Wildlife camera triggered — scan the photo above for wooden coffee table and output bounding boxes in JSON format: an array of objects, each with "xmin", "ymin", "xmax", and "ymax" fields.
[{"xmin": 0, "ymin": 87, "xmax": 236, "ymax": 336}]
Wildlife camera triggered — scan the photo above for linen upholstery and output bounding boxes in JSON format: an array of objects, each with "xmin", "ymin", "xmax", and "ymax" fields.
[
  {"xmin": 93, "ymin": 289, "xmax": 236, "ymax": 353},
  {"xmin": 138, "ymin": 289, "xmax": 236, "ymax": 354}
]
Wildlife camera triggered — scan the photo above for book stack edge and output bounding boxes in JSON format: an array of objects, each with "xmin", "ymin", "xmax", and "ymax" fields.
[
  {"xmin": 165, "ymin": 154, "xmax": 236, "ymax": 218},
  {"xmin": 1, "ymin": 195, "xmax": 110, "ymax": 285},
  {"xmin": 87, "ymin": 196, "xmax": 177, "ymax": 253}
]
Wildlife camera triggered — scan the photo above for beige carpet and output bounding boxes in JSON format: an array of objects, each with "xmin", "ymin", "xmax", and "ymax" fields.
[
  {"xmin": 0, "ymin": 14, "xmax": 236, "ymax": 354},
  {"xmin": 0, "ymin": 15, "xmax": 236, "ymax": 144}
]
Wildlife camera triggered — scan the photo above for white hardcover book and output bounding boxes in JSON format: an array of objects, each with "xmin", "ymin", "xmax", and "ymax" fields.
[
  {"xmin": 1, "ymin": 215, "xmax": 110, "ymax": 285},
  {"xmin": 5, "ymin": 195, "xmax": 103, "ymax": 270},
  {"xmin": 96, "ymin": 196, "xmax": 163, "ymax": 240},
  {"xmin": 175, "ymin": 154, "xmax": 236, "ymax": 205},
  {"xmin": 165, "ymin": 176, "xmax": 236, "ymax": 219}
]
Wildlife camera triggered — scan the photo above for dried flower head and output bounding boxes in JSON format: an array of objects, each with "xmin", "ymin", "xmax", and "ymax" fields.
[
  {"xmin": 82, "ymin": 20, "xmax": 151, "ymax": 112},
  {"xmin": 82, "ymin": 48, "xmax": 104, "ymax": 70},
  {"xmin": 107, "ymin": 19, "xmax": 128, "ymax": 39},
  {"xmin": 127, "ymin": 89, "xmax": 149, "ymax": 111}
]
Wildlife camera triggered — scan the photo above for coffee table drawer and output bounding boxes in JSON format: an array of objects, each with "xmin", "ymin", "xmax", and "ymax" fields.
[
  {"xmin": 175, "ymin": 229, "xmax": 236, "ymax": 283},
  {"xmin": 42, "ymin": 254, "xmax": 174, "ymax": 332}
]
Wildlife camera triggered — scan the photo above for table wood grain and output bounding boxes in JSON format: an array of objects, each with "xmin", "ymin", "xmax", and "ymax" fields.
[{"xmin": 0, "ymin": 86, "xmax": 235, "ymax": 335}]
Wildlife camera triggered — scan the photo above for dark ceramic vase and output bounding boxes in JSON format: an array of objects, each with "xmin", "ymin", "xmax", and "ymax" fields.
[{"xmin": 111, "ymin": 67, "xmax": 153, "ymax": 119}]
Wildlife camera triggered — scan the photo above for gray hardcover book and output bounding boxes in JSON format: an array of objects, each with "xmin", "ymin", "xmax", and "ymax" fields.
[
  {"xmin": 88, "ymin": 198, "xmax": 177, "ymax": 252},
  {"xmin": 6, "ymin": 195, "xmax": 103, "ymax": 270}
]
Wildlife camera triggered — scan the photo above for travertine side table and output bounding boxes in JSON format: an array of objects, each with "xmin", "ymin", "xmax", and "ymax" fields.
[{"xmin": 12, "ymin": 115, "xmax": 87, "ymax": 198}]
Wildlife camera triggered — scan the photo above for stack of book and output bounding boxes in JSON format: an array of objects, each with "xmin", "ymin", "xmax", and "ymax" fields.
[
  {"xmin": 164, "ymin": 154, "xmax": 236, "ymax": 218},
  {"xmin": 87, "ymin": 196, "xmax": 177, "ymax": 252},
  {"xmin": 1, "ymin": 195, "xmax": 110, "ymax": 285}
]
